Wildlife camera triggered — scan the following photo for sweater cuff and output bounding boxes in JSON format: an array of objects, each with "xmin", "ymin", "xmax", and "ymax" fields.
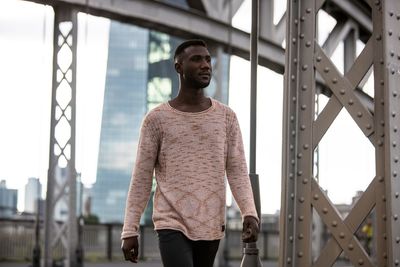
[{"xmin": 121, "ymin": 230, "xmax": 140, "ymax": 240}]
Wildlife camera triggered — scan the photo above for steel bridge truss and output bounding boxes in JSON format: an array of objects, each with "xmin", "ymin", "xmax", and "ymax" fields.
[{"xmin": 280, "ymin": 0, "xmax": 400, "ymax": 266}]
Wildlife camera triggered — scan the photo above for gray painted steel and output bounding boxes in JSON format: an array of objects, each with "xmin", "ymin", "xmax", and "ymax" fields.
[
  {"xmin": 281, "ymin": 0, "xmax": 400, "ymax": 266},
  {"xmin": 44, "ymin": 7, "xmax": 78, "ymax": 267}
]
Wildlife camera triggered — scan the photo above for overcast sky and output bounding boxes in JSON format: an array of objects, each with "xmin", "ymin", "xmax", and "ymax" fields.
[{"xmin": 0, "ymin": 0, "xmax": 375, "ymax": 214}]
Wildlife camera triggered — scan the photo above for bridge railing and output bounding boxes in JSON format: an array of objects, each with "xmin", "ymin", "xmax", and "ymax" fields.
[{"xmin": 0, "ymin": 218, "xmax": 279, "ymax": 262}]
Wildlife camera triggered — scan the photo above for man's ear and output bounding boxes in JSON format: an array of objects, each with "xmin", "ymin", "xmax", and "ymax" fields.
[{"xmin": 175, "ymin": 62, "xmax": 182, "ymax": 74}]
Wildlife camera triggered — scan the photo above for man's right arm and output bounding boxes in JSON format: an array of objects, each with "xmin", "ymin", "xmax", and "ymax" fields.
[{"xmin": 121, "ymin": 116, "xmax": 159, "ymax": 239}]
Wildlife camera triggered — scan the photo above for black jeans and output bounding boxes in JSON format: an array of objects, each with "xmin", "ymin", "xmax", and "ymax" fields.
[{"xmin": 157, "ymin": 229, "xmax": 220, "ymax": 267}]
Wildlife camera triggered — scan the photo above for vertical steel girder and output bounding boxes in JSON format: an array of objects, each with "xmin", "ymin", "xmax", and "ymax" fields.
[
  {"xmin": 372, "ymin": 1, "xmax": 400, "ymax": 266},
  {"xmin": 281, "ymin": 0, "xmax": 400, "ymax": 266},
  {"xmin": 44, "ymin": 6, "xmax": 78, "ymax": 267},
  {"xmin": 280, "ymin": 0, "xmax": 316, "ymax": 265}
]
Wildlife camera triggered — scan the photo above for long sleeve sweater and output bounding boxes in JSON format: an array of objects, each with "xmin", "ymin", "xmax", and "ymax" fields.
[{"xmin": 121, "ymin": 98, "xmax": 259, "ymax": 241}]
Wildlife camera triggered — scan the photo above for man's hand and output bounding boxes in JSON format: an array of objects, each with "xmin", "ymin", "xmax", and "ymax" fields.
[
  {"xmin": 121, "ymin": 236, "xmax": 139, "ymax": 263},
  {"xmin": 242, "ymin": 216, "xmax": 259, "ymax": 243}
]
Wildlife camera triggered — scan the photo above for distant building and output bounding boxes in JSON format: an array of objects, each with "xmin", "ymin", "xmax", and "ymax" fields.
[
  {"xmin": 0, "ymin": 180, "xmax": 18, "ymax": 218},
  {"xmin": 24, "ymin": 177, "xmax": 42, "ymax": 213}
]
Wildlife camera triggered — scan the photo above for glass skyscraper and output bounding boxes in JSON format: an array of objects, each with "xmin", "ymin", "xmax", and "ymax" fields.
[{"xmin": 92, "ymin": 20, "xmax": 230, "ymax": 223}]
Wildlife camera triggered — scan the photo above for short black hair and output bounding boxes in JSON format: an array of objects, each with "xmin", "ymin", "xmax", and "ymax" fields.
[{"xmin": 174, "ymin": 39, "xmax": 207, "ymax": 62}]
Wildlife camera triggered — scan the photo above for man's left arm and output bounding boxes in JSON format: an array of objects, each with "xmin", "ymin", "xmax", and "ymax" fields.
[{"xmin": 226, "ymin": 112, "xmax": 259, "ymax": 242}]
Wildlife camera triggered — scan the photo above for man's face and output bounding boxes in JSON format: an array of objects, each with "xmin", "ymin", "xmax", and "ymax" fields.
[{"xmin": 177, "ymin": 45, "xmax": 212, "ymax": 89}]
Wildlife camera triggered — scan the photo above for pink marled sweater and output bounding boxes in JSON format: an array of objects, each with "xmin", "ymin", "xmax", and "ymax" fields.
[{"xmin": 121, "ymin": 98, "xmax": 258, "ymax": 241}]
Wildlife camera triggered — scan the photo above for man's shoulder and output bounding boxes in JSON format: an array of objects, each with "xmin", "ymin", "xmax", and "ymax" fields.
[
  {"xmin": 212, "ymin": 99, "xmax": 236, "ymax": 116},
  {"xmin": 143, "ymin": 103, "xmax": 169, "ymax": 124}
]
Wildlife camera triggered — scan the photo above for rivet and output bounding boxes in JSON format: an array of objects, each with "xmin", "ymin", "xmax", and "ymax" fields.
[
  {"xmin": 389, "ymin": 11, "xmax": 394, "ymax": 16},
  {"xmin": 291, "ymin": 130, "xmax": 296, "ymax": 136},
  {"xmin": 391, "ymin": 50, "xmax": 395, "ymax": 57},
  {"xmin": 294, "ymin": 19, "xmax": 298, "ymax": 25},
  {"xmin": 291, "ymin": 75, "xmax": 295, "ymax": 81},
  {"xmin": 378, "ymin": 139, "xmax": 384, "ymax": 146},
  {"xmin": 290, "ymin": 144, "xmax": 294, "ymax": 150},
  {"xmin": 395, "ymin": 156, "xmax": 399, "ymax": 163},
  {"xmin": 299, "ymin": 215, "xmax": 304, "ymax": 221},
  {"xmin": 380, "ymin": 80, "xmax": 385, "ymax": 86},
  {"xmin": 379, "ymin": 176, "xmax": 384, "ymax": 182},
  {"xmin": 340, "ymin": 89, "xmax": 345, "ymax": 95},
  {"xmin": 374, "ymin": 1, "xmax": 379, "ymax": 6},
  {"xmin": 395, "ymin": 259, "xmax": 399, "ymax": 266},
  {"xmin": 306, "ymin": 41, "xmax": 311, "ymax": 47},
  {"xmin": 316, "ymin": 56, "xmax": 322, "ymax": 62},
  {"xmin": 396, "ymin": 236, "xmax": 400, "ymax": 243},
  {"xmin": 303, "ymin": 178, "xmax": 308, "ymax": 184},
  {"xmin": 300, "ymin": 33, "xmax": 305, "ymax": 39},
  {"xmin": 289, "ymin": 172, "xmax": 294, "ymax": 178},
  {"xmin": 332, "ymin": 220, "xmax": 338, "ymax": 227},
  {"xmin": 394, "ymin": 91, "xmax": 398, "ymax": 97},
  {"xmin": 293, "ymin": 58, "xmax": 297, "ymax": 64},
  {"xmin": 382, "ymin": 195, "xmax": 386, "ymax": 202},
  {"xmin": 300, "ymin": 125, "xmax": 306, "ymax": 130},
  {"xmin": 298, "ymin": 251, "xmax": 303, "ymax": 257},
  {"xmin": 384, "ymin": 252, "xmax": 388, "ymax": 258},
  {"xmin": 300, "ymin": 16, "xmax": 305, "ymax": 22},
  {"xmin": 392, "ymin": 111, "xmax": 396, "ymax": 117},
  {"xmin": 292, "ymin": 97, "xmax": 297, "ymax": 103},
  {"xmin": 394, "ymin": 214, "xmax": 398, "ymax": 220},
  {"xmin": 348, "ymin": 99, "xmax": 354, "ymax": 105},
  {"xmin": 366, "ymin": 124, "xmax": 372, "ymax": 130},
  {"xmin": 289, "ymin": 236, "xmax": 293, "ymax": 241},
  {"xmin": 303, "ymin": 144, "xmax": 309, "ymax": 150},
  {"xmin": 292, "ymin": 38, "xmax": 297, "ymax": 44},
  {"xmin": 389, "ymin": 30, "xmax": 393, "ymax": 36},
  {"xmin": 381, "ymin": 132, "xmax": 385, "ymax": 138},
  {"xmin": 348, "ymin": 243, "xmax": 354, "ymax": 250},
  {"xmin": 392, "ymin": 69, "xmax": 396, "ymax": 75},
  {"xmin": 298, "ymin": 170, "xmax": 303, "ymax": 176},
  {"xmin": 306, "ymin": 8, "xmax": 311, "ymax": 13},
  {"xmin": 291, "ymin": 159, "xmax": 295, "ymax": 165},
  {"xmin": 302, "ymin": 85, "xmax": 308, "ymax": 91},
  {"xmin": 299, "ymin": 197, "xmax": 304, "ymax": 203},
  {"xmin": 301, "ymin": 105, "xmax": 307, "ymax": 110},
  {"xmin": 339, "ymin": 232, "xmax": 345, "ymax": 239},
  {"xmin": 358, "ymin": 258, "xmax": 364, "ymax": 265},
  {"xmin": 397, "ymin": 14, "xmax": 400, "ymax": 20},
  {"xmin": 323, "ymin": 208, "xmax": 328, "ymax": 214},
  {"xmin": 393, "ymin": 142, "xmax": 397, "ymax": 148},
  {"xmin": 357, "ymin": 112, "xmax": 363, "ymax": 118},
  {"xmin": 332, "ymin": 78, "xmax": 338, "ymax": 84},
  {"xmin": 376, "ymin": 34, "xmax": 382, "ymax": 41},
  {"xmin": 395, "ymin": 192, "xmax": 399, "ymax": 198},
  {"xmin": 297, "ymin": 153, "xmax": 303, "ymax": 158},
  {"xmin": 302, "ymin": 64, "xmax": 308, "ymax": 70},
  {"xmin": 287, "ymin": 257, "xmax": 292, "ymax": 263},
  {"xmin": 394, "ymin": 126, "xmax": 398, "ymax": 132},
  {"xmin": 383, "ymin": 215, "xmax": 387, "ymax": 221},
  {"xmin": 324, "ymin": 67, "xmax": 330, "ymax": 73},
  {"xmin": 290, "ymin": 193, "xmax": 295, "ymax": 199},
  {"xmin": 298, "ymin": 233, "xmax": 304, "ymax": 239},
  {"xmin": 313, "ymin": 194, "xmax": 319, "ymax": 200},
  {"xmin": 288, "ymin": 214, "xmax": 292, "ymax": 220}
]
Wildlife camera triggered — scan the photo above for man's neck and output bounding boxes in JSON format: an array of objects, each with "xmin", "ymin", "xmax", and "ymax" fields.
[{"xmin": 169, "ymin": 87, "xmax": 211, "ymax": 112}]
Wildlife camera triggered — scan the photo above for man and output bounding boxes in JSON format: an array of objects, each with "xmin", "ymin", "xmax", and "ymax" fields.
[{"xmin": 121, "ymin": 39, "xmax": 259, "ymax": 267}]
